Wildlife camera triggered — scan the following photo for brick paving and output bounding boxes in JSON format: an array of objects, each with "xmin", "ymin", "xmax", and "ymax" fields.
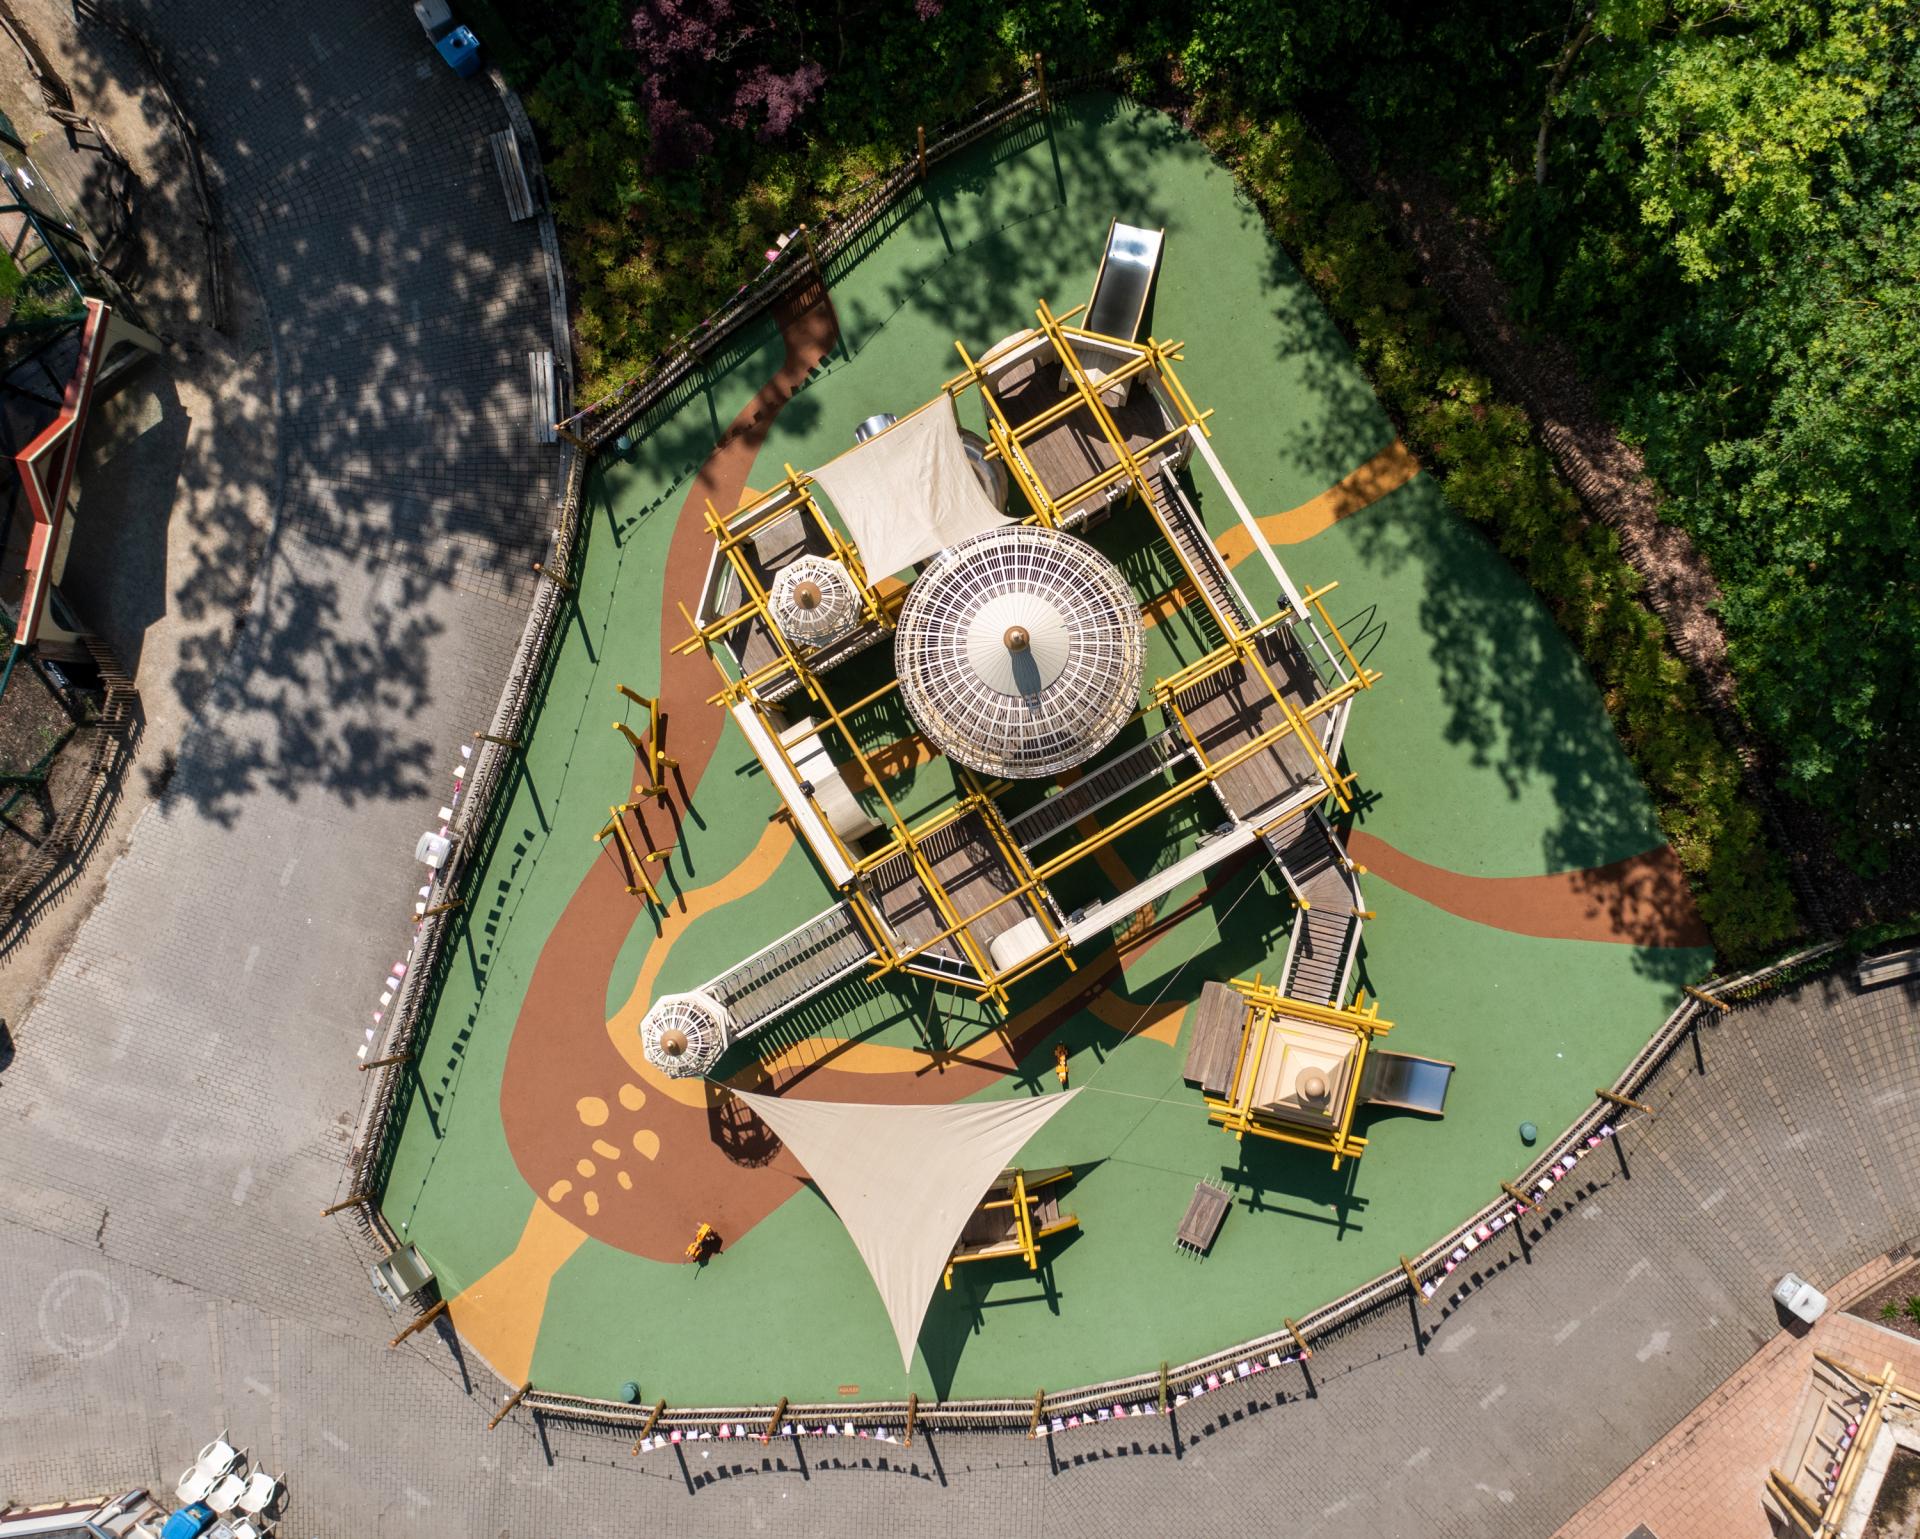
[
  {"xmin": 0, "ymin": 5, "xmax": 1916, "ymax": 1535},
  {"xmin": 1556, "ymin": 1271, "xmax": 1920, "ymax": 1539}
]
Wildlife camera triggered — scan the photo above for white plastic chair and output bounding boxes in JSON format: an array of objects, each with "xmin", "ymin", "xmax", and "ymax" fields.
[
  {"xmin": 237, "ymin": 1469, "xmax": 283, "ymax": 1518},
  {"xmin": 174, "ymin": 1463, "xmax": 217, "ymax": 1506},
  {"xmin": 199, "ymin": 1430, "xmax": 241, "ymax": 1476},
  {"xmin": 207, "ymin": 1458, "xmax": 251, "ymax": 1515}
]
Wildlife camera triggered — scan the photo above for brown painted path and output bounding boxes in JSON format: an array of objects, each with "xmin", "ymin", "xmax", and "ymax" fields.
[{"xmin": 1347, "ymin": 829, "xmax": 1709, "ymax": 948}]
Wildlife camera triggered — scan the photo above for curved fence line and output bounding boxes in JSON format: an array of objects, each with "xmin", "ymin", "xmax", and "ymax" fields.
[{"xmin": 336, "ymin": 73, "xmax": 1846, "ymax": 1440}]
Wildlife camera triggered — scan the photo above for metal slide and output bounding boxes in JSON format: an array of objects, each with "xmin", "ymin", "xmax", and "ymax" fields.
[{"xmin": 1084, "ymin": 219, "xmax": 1165, "ymax": 342}]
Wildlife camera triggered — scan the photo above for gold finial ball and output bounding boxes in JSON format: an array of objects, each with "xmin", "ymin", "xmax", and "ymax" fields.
[
  {"xmin": 1299, "ymin": 1070, "xmax": 1329, "ymax": 1104},
  {"xmin": 659, "ymin": 1028, "xmax": 689, "ymax": 1058},
  {"xmin": 1004, "ymin": 625, "xmax": 1031, "ymax": 652},
  {"xmin": 793, "ymin": 580, "xmax": 822, "ymax": 611}
]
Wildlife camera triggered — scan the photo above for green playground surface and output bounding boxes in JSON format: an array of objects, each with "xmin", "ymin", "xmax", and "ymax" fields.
[{"xmin": 379, "ymin": 93, "xmax": 1710, "ymax": 1406}]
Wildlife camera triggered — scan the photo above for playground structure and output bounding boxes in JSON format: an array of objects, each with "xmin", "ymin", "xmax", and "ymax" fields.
[
  {"xmin": 943, "ymin": 1167, "xmax": 1078, "ymax": 1289},
  {"xmin": 654, "ymin": 281, "xmax": 1385, "ymax": 1086}
]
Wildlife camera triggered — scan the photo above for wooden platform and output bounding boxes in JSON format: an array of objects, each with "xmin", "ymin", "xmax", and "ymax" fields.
[
  {"xmin": 990, "ymin": 354, "xmax": 1175, "ymax": 522},
  {"xmin": 1176, "ymin": 1181, "xmax": 1231, "ymax": 1255},
  {"xmin": 1174, "ymin": 630, "xmax": 1324, "ymax": 820},
  {"xmin": 1182, "ymin": 980, "xmax": 1244, "ymax": 1098},
  {"xmin": 863, "ymin": 808, "xmax": 1042, "ymax": 972}
]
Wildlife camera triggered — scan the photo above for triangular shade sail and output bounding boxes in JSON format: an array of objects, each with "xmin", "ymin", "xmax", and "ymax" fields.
[
  {"xmin": 809, "ymin": 392, "xmax": 1010, "ymax": 580},
  {"xmin": 736, "ymin": 1088, "xmax": 1078, "ymax": 1370}
]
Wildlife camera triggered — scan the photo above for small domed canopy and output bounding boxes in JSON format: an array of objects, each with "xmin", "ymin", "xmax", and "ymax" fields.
[
  {"xmin": 894, "ymin": 526, "xmax": 1143, "ymax": 779},
  {"xmin": 769, "ymin": 555, "xmax": 861, "ymax": 650},
  {"xmin": 640, "ymin": 991, "xmax": 735, "ymax": 1079}
]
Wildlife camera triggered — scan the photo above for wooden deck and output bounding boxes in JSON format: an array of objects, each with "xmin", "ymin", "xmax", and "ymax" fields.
[
  {"xmin": 863, "ymin": 808, "xmax": 1042, "ymax": 972},
  {"xmin": 1181, "ymin": 980, "xmax": 1244, "ymax": 1099},
  {"xmin": 991, "ymin": 354, "xmax": 1175, "ymax": 523},
  {"xmin": 1173, "ymin": 630, "xmax": 1325, "ymax": 821}
]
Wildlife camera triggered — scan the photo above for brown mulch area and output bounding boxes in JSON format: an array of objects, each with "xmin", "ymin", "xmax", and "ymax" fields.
[
  {"xmin": 0, "ymin": 659, "xmax": 72, "ymax": 773},
  {"xmin": 0, "ymin": 663, "xmax": 87, "ymax": 895},
  {"xmin": 1846, "ymin": 1259, "xmax": 1920, "ymax": 1345}
]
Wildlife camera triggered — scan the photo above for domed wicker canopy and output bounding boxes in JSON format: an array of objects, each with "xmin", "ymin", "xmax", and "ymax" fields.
[
  {"xmin": 640, "ymin": 991, "xmax": 735, "ymax": 1079},
  {"xmin": 769, "ymin": 555, "xmax": 860, "ymax": 649},
  {"xmin": 894, "ymin": 526, "xmax": 1143, "ymax": 779}
]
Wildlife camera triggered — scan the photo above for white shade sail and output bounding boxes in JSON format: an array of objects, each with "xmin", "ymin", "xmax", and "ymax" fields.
[
  {"xmin": 810, "ymin": 393, "xmax": 1010, "ymax": 580},
  {"xmin": 735, "ymin": 1088, "xmax": 1078, "ymax": 1370}
]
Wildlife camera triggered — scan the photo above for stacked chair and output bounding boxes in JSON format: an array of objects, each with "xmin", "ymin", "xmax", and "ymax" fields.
[{"xmin": 173, "ymin": 1432, "xmax": 285, "ymax": 1536}]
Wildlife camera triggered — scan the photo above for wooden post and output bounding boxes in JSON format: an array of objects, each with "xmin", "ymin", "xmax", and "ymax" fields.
[
  {"xmin": 473, "ymin": 731, "xmax": 521, "ymax": 748},
  {"xmin": 903, "ymin": 1392, "xmax": 919, "ymax": 1448},
  {"xmin": 555, "ymin": 424, "xmax": 589, "ymax": 451},
  {"xmin": 1283, "ymin": 1318, "xmax": 1310, "ymax": 1358},
  {"xmin": 630, "ymin": 1398, "xmax": 666, "ymax": 1455},
  {"xmin": 1027, "ymin": 1388, "xmax": 1046, "ymax": 1438},
  {"xmin": 388, "ymin": 1298, "xmax": 448, "ymax": 1348},
  {"xmin": 1035, "ymin": 52, "xmax": 1048, "ymax": 111},
  {"xmin": 1768, "ymin": 1468, "xmax": 1823, "ymax": 1535},
  {"xmin": 762, "ymin": 1396, "xmax": 788, "ymax": 1443},
  {"xmin": 1351, "ymin": 907, "xmax": 1376, "ymax": 920},
  {"xmin": 1499, "ymin": 1181, "xmax": 1533, "ymax": 1209},
  {"xmin": 414, "ymin": 896, "xmax": 463, "ymax": 923},
  {"xmin": 800, "ymin": 223, "xmax": 824, "ymax": 289},
  {"xmin": 613, "ymin": 720, "xmax": 647, "ymax": 755},
  {"xmin": 1400, "ymin": 1254, "xmax": 1426, "ymax": 1304},
  {"xmin": 916, "ymin": 125, "xmax": 927, "ymax": 180},
  {"xmin": 487, "ymin": 1380, "xmax": 532, "ymax": 1431},
  {"xmin": 359, "ymin": 1052, "xmax": 413, "ymax": 1072},
  {"xmin": 1684, "ymin": 983, "xmax": 1732, "ymax": 1014},
  {"xmin": 319, "ymin": 1193, "xmax": 368, "ymax": 1216},
  {"xmin": 1596, "ymin": 1087, "xmax": 1656, "ymax": 1117},
  {"xmin": 615, "ymin": 683, "xmax": 651, "ymax": 707},
  {"xmin": 1158, "ymin": 1362, "xmax": 1169, "ymax": 1412},
  {"xmin": 531, "ymin": 560, "xmax": 574, "ymax": 592}
]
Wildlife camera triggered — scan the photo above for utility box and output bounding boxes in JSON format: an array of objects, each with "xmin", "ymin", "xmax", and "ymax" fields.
[
  {"xmin": 371, "ymin": 1244, "xmax": 435, "ymax": 1309},
  {"xmin": 434, "ymin": 24, "xmax": 483, "ymax": 78},
  {"xmin": 412, "ymin": 0, "xmax": 454, "ymax": 41},
  {"xmin": 1774, "ymin": 1272, "xmax": 1829, "ymax": 1325}
]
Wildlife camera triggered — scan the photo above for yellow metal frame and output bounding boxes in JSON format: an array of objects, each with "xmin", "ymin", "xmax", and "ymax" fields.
[
  {"xmin": 1202, "ymin": 977, "xmax": 1394, "ymax": 1169},
  {"xmin": 942, "ymin": 1168, "xmax": 1078, "ymax": 1288},
  {"xmin": 668, "ymin": 300, "xmax": 1378, "ymax": 1012}
]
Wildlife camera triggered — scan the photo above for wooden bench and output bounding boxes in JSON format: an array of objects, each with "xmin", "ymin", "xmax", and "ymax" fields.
[
  {"xmin": 527, "ymin": 350, "xmax": 557, "ymax": 445},
  {"xmin": 1856, "ymin": 947, "xmax": 1920, "ymax": 989},
  {"xmin": 488, "ymin": 128, "xmax": 537, "ymax": 223},
  {"xmin": 1176, "ymin": 1181, "xmax": 1230, "ymax": 1256},
  {"xmin": 1182, "ymin": 980, "xmax": 1244, "ymax": 1100}
]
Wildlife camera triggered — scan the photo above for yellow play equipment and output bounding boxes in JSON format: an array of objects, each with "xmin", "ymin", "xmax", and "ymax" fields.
[{"xmin": 943, "ymin": 1167, "xmax": 1078, "ymax": 1288}]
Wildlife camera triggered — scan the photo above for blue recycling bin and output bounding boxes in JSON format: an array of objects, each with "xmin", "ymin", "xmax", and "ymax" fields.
[{"xmin": 435, "ymin": 25, "xmax": 482, "ymax": 78}]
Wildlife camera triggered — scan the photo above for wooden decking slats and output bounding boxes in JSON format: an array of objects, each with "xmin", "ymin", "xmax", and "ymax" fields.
[
  {"xmin": 488, "ymin": 129, "xmax": 537, "ymax": 222},
  {"xmin": 1263, "ymin": 813, "xmax": 1364, "ymax": 1008},
  {"xmin": 865, "ymin": 810, "xmax": 1036, "ymax": 971},
  {"xmin": 1182, "ymin": 980, "xmax": 1244, "ymax": 1099},
  {"xmin": 1176, "ymin": 1181, "xmax": 1231, "ymax": 1255},
  {"xmin": 1174, "ymin": 632, "xmax": 1322, "ymax": 822},
  {"xmin": 527, "ymin": 350, "xmax": 557, "ymax": 444}
]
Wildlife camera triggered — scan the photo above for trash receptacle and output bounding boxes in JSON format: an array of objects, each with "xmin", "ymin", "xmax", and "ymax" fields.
[
  {"xmin": 435, "ymin": 24, "xmax": 482, "ymax": 78},
  {"xmin": 1773, "ymin": 1272, "xmax": 1829, "ymax": 1325},
  {"xmin": 413, "ymin": 0, "xmax": 454, "ymax": 41}
]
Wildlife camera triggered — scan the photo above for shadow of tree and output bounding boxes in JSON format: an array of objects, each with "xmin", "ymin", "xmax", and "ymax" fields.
[{"xmin": 50, "ymin": 0, "xmax": 562, "ymax": 822}]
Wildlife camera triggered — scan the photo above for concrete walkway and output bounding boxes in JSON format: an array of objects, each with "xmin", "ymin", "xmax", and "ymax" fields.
[{"xmin": 0, "ymin": 4, "xmax": 1917, "ymax": 1535}]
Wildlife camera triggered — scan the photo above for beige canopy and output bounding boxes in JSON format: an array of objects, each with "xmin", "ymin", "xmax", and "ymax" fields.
[
  {"xmin": 736, "ymin": 1088, "xmax": 1078, "ymax": 1370},
  {"xmin": 809, "ymin": 393, "xmax": 1010, "ymax": 580}
]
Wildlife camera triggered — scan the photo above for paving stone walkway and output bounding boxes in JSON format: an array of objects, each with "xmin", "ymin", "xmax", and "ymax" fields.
[{"xmin": 0, "ymin": 5, "xmax": 1916, "ymax": 1535}]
